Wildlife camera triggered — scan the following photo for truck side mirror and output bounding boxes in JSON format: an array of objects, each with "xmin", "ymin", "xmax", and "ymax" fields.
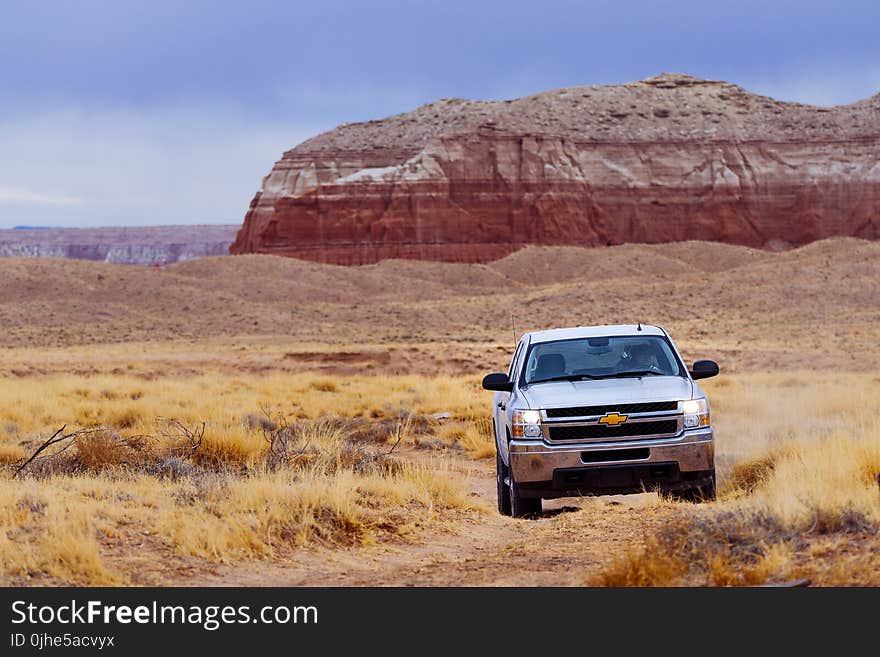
[
  {"xmin": 689, "ymin": 359, "xmax": 719, "ymax": 380},
  {"xmin": 482, "ymin": 372, "xmax": 514, "ymax": 392}
]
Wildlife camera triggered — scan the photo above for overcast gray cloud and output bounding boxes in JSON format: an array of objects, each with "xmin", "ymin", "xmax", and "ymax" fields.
[{"xmin": 0, "ymin": 0, "xmax": 877, "ymax": 228}]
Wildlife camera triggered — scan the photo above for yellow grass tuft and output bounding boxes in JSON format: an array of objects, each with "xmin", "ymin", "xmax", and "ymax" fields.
[
  {"xmin": 590, "ymin": 538, "xmax": 687, "ymax": 586},
  {"xmin": 0, "ymin": 443, "xmax": 25, "ymax": 465},
  {"xmin": 0, "ymin": 480, "xmax": 119, "ymax": 584},
  {"xmin": 435, "ymin": 418, "xmax": 495, "ymax": 458},
  {"xmin": 726, "ymin": 446, "xmax": 793, "ymax": 495}
]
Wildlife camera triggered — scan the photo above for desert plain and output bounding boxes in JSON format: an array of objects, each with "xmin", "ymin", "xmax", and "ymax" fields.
[{"xmin": 1, "ymin": 237, "xmax": 879, "ymax": 586}]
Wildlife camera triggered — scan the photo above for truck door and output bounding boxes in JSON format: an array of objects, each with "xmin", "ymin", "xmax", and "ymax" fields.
[{"xmin": 496, "ymin": 340, "xmax": 523, "ymax": 458}]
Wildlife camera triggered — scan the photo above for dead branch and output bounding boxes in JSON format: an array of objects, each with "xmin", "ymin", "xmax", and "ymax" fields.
[
  {"xmin": 12, "ymin": 426, "xmax": 105, "ymax": 478},
  {"xmin": 9, "ymin": 419, "xmax": 211, "ymax": 479},
  {"xmin": 259, "ymin": 407, "xmax": 318, "ymax": 470},
  {"xmin": 13, "ymin": 425, "xmax": 68, "ymax": 478},
  {"xmin": 157, "ymin": 418, "xmax": 205, "ymax": 457},
  {"xmin": 387, "ymin": 413, "xmax": 412, "ymax": 455},
  {"xmin": 387, "ymin": 433, "xmax": 403, "ymax": 455}
]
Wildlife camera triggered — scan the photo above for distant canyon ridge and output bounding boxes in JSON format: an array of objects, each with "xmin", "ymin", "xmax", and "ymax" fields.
[
  {"xmin": 231, "ymin": 73, "xmax": 880, "ymax": 264},
  {"xmin": 0, "ymin": 225, "xmax": 238, "ymax": 265}
]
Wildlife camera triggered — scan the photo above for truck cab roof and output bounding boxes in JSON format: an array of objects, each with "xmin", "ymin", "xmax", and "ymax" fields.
[{"xmin": 524, "ymin": 324, "xmax": 666, "ymax": 344}]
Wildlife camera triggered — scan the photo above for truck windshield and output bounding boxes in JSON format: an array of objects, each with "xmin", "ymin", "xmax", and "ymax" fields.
[{"xmin": 523, "ymin": 335, "xmax": 683, "ymax": 384}]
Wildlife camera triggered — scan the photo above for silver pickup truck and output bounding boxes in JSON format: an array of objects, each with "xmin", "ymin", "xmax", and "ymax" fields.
[{"xmin": 482, "ymin": 324, "xmax": 718, "ymax": 518}]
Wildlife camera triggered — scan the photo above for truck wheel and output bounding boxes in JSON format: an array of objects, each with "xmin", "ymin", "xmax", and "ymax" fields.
[
  {"xmin": 496, "ymin": 451, "xmax": 512, "ymax": 516},
  {"xmin": 509, "ymin": 469, "xmax": 542, "ymax": 519},
  {"xmin": 668, "ymin": 471, "xmax": 716, "ymax": 503}
]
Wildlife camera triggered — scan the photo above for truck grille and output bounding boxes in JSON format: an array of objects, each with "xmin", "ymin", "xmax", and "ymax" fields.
[
  {"xmin": 548, "ymin": 419, "xmax": 679, "ymax": 441},
  {"xmin": 580, "ymin": 448, "xmax": 650, "ymax": 463},
  {"xmin": 545, "ymin": 401, "xmax": 679, "ymax": 418}
]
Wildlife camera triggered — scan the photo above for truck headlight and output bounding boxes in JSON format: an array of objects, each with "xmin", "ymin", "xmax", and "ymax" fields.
[
  {"xmin": 682, "ymin": 398, "xmax": 710, "ymax": 429},
  {"xmin": 512, "ymin": 409, "xmax": 543, "ymax": 438}
]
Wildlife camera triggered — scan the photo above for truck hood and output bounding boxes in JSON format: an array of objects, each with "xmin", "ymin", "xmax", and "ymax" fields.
[{"xmin": 520, "ymin": 376, "xmax": 693, "ymax": 410}]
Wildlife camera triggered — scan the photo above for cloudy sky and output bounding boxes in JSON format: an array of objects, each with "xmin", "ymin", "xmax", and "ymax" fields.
[{"xmin": 1, "ymin": 0, "xmax": 878, "ymax": 228}]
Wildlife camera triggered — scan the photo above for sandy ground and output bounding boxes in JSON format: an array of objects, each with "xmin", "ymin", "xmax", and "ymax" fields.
[
  {"xmin": 1, "ymin": 238, "xmax": 878, "ymax": 374},
  {"xmin": 2, "ymin": 238, "xmax": 878, "ymax": 586}
]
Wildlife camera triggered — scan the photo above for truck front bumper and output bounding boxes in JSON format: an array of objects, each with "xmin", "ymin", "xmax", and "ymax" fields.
[{"xmin": 508, "ymin": 428, "xmax": 714, "ymax": 498}]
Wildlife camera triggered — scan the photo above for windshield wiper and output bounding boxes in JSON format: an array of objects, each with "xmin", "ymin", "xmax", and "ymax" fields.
[
  {"xmin": 528, "ymin": 373, "xmax": 600, "ymax": 385},
  {"xmin": 594, "ymin": 370, "xmax": 665, "ymax": 379}
]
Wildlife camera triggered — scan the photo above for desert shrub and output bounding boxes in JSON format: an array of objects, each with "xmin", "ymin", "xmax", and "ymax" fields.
[
  {"xmin": 726, "ymin": 446, "xmax": 793, "ymax": 494},
  {"xmin": 103, "ymin": 407, "xmax": 142, "ymax": 430},
  {"xmin": 591, "ymin": 537, "xmax": 687, "ymax": 586},
  {"xmin": 76, "ymin": 430, "xmax": 154, "ymax": 472},
  {"xmin": 190, "ymin": 435, "xmax": 254, "ymax": 470},
  {"xmin": 243, "ymin": 413, "xmax": 277, "ymax": 432},
  {"xmin": 260, "ymin": 415, "xmax": 410, "ymax": 476},
  {"xmin": 13, "ymin": 420, "xmax": 208, "ymax": 478},
  {"xmin": 705, "ymin": 543, "xmax": 795, "ymax": 587},
  {"xmin": 804, "ymin": 507, "xmax": 876, "ymax": 535},
  {"xmin": 148, "ymin": 455, "xmax": 202, "ymax": 481},
  {"xmin": 335, "ymin": 416, "xmax": 390, "ymax": 445},
  {"xmin": 587, "ymin": 511, "xmax": 796, "ymax": 587}
]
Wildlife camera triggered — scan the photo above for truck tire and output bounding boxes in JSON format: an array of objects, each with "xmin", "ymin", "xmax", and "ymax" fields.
[
  {"xmin": 668, "ymin": 470, "xmax": 717, "ymax": 503},
  {"xmin": 496, "ymin": 450, "xmax": 512, "ymax": 516},
  {"xmin": 509, "ymin": 469, "xmax": 542, "ymax": 519}
]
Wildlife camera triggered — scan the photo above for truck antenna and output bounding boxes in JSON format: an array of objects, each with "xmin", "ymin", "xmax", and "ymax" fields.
[
  {"xmin": 637, "ymin": 322, "xmax": 642, "ymax": 332},
  {"xmin": 511, "ymin": 311, "xmax": 517, "ymax": 348}
]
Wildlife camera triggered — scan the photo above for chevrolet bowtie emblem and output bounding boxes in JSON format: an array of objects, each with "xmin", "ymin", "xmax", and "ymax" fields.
[{"xmin": 598, "ymin": 412, "xmax": 628, "ymax": 426}]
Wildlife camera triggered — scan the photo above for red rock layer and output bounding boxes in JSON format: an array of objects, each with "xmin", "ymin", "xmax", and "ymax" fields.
[{"xmin": 231, "ymin": 74, "xmax": 880, "ymax": 264}]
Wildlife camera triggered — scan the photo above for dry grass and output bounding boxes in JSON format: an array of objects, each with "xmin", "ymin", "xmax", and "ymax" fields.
[
  {"xmin": 0, "ymin": 480, "xmax": 120, "ymax": 585},
  {"xmin": 0, "ymin": 371, "xmax": 494, "ymax": 585},
  {"xmin": 0, "ymin": 372, "xmax": 487, "ymax": 439},
  {"xmin": 434, "ymin": 418, "xmax": 496, "ymax": 458},
  {"xmin": 2, "ymin": 363, "xmax": 879, "ymax": 586},
  {"xmin": 589, "ymin": 373, "xmax": 880, "ymax": 586},
  {"xmin": 702, "ymin": 372, "xmax": 880, "ymax": 476},
  {"xmin": 591, "ymin": 536, "xmax": 687, "ymax": 587},
  {"xmin": 155, "ymin": 460, "xmax": 473, "ymax": 560},
  {"xmin": 1, "ymin": 451, "xmax": 477, "ymax": 585}
]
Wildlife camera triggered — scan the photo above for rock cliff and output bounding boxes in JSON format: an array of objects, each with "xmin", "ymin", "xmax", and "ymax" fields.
[{"xmin": 231, "ymin": 74, "xmax": 880, "ymax": 264}]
